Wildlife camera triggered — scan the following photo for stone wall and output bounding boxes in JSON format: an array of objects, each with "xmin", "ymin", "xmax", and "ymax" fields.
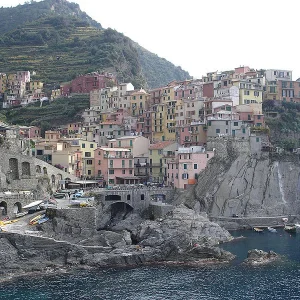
[
  {"xmin": 95, "ymin": 187, "xmax": 175, "ymax": 212},
  {"xmin": 0, "ymin": 148, "xmax": 77, "ymax": 192},
  {"xmin": 46, "ymin": 207, "xmax": 96, "ymax": 239}
]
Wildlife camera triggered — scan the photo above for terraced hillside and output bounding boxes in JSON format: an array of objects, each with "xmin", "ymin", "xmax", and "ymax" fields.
[
  {"xmin": 0, "ymin": 0, "xmax": 190, "ymax": 89},
  {"xmin": 3, "ymin": 94, "xmax": 89, "ymax": 132}
]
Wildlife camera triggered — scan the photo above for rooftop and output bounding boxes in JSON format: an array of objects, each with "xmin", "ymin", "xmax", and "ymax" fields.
[
  {"xmin": 99, "ymin": 147, "xmax": 131, "ymax": 152},
  {"xmin": 149, "ymin": 141, "xmax": 175, "ymax": 150}
]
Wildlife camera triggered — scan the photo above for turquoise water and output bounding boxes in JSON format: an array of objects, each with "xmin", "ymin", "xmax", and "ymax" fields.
[{"xmin": 1, "ymin": 229, "xmax": 300, "ymax": 300}]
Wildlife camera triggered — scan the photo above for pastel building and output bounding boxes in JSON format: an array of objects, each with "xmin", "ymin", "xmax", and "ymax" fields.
[
  {"xmin": 166, "ymin": 146, "xmax": 214, "ymax": 189},
  {"xmin": 94, "ymin": 147, "xmax": 137, "ymax": 185},
  {"xmin": 149, "ymin": 141, "xmax": 179, "ymax": 183}
]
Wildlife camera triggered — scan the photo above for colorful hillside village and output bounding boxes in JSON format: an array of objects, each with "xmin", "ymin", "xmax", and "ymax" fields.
[{"xmin": 0, "ymin": 66, "xmax": 297, "ymax": 189}]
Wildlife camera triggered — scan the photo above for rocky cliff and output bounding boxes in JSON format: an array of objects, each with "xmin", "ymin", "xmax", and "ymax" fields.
[
  {"xmin": 183, "ymin": 142, "xmax": 300, "ymax": 217},
  {"xmin": 0, "ymin": 206, "xmax": 233, "ymax": 280}
]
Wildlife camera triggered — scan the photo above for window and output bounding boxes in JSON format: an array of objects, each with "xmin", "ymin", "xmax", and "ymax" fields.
[
  {"xmin": 216, "ymin": 129, "xmax": 220, "ymax": 134},
  {"xmin": 182, "ymin": 173, "xmax": 189, "ymax": 179},
  {"xmin": 88, "ymin": 170, "xmax": 91, "ymax": 175},
  {"xmin": 129, "ymin": 170, "xmax": 133, "ymax": 174},
  {"xmin": 194, "ymin": 164, "xmax": 197, "ymax": 169},
  {"xmin": 244, "ymin": 90, "xmax": 250, "ymax": 95},
  {"xmin": 122, "ymin": 160, "xmax": 125, "ymax": 167},
  {"xmin": 82, "ymin": 143, "xmax": 85, "ymax": 148},
  {"xmin": 183, "ymin": 164, "xmax": 187, "ymax": 169},
  {"xmin": 122, "ymin": 170, "xmax": 125, "ymax": 174},
  {"xmin": 141, "ymin": 194, "xmax": 145, "ymax": 200},
  {"xmin": 85, "ymin": 152, "xmax": 91, "ymax": 157},
  {"xmin": 130, "ymin": 140, "xmax": 133, "ymax": 147},
  {"xmin": 208, "ymin": 121, "xmax": 211, "ymax": 126},
  {"xmin": 86, "ymin": 160, "xmax": 92, "ymax": 165},
  {"xmin": 234, "ymin": 122, "xmax": 238, "ymax": 126},
  {"xmin": 140, "ymin": 95, "xmax": 142, "ymax": 100},
  {"xmin": 254, "ymin": 91, "xmax": 259, "ymax": 96},
  {"xmin": 129, "ymin": 160, "xmax": 132, "ymax": 167},
  {"xmin": 150, "ymin": 150, "xmax": 152, "ymax": 155},
  {"xmin": 242, "ymin": 128, "xmax": 246, "ymax": 134},
  {"xmin": 256, "ymin": 137, "xmax": 260, "ymax": 142},
  {"xmin": 257, "ymin": 115, "xmax": 261, "ymax": 120},
  {"xmin": 109, "ymin": 169, "xmax": 114, "ymax": 174},
  {"xmin": 98, "ymin": 160, "xmax": 101, "ymax": 165},
  {"xmin": 90, "ymin": 144, "xmax": 94, "ymax": 148}
]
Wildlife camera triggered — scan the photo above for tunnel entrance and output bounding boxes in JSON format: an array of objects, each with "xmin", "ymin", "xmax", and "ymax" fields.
[{"xmin": 0, "ymin": 201, "xmax": 7, "ymax": 216}]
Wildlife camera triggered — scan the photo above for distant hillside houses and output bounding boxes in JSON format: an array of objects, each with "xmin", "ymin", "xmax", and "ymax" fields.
[
  {"xmin": 0, "ymin": 71, "xmax": 45, "ymax": 108},
  {"xmin": 6, "ymin": 66, "xmax": 300, "ymax": 189}
]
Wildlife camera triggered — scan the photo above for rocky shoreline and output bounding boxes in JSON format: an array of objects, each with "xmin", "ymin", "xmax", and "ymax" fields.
[{"xmin": 0, "ymin": 205, "xmax": 236, "ymax": 282}]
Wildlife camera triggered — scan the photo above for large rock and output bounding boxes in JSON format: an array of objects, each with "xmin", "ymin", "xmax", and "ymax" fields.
[
  {"xmin": 137, "ymin": 205, "xmax": 233, "ymax": 261},
  {"xmin": 243, "ymin": 249, "xmax": 280, "ymax": 266}
]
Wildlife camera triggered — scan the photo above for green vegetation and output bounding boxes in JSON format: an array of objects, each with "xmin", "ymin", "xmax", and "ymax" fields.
[
  {"xmin": 0, "ymin": 0, "xmax": 190, "ymax": 89},
  {"xmin": 263, "ymin": 100, "xmax": 300, "ymax": 150},
  {"xmin": 0, "ymin": 0, "xmax": 101, "ymax": 34},
  {"xmin": 2, "ymin": 94, "xmax": 89, "ymax": 133}
]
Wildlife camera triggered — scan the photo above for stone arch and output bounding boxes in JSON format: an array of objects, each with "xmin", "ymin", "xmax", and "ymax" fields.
[
  {"xmin": 0, "ymin": 201, "xmax": 7, "ymax": 216},
  {"xmin": 43, "ymin": 167, "xmax": 47, "ymax": 175},
  {"xmin": 13, "ymin": 202, "xmax": 22, "ymax": 214},
  {"xmin": 109, "ymin": 201, "xmax": 134, "ymax": 216},
  {"xmin": 51, "ymin": 174, "xmax": 55, "ymax": 185},
  {"xmin": 36, "ymin": 165, "xmax": 42, "ymax": 174},
  {"xmin": 105, "ymin": 194, "xmax": 121, "ymax": 201},
  {"xmin": 22, "ymin": 161, "xmax": 31, "ymax": 176},
  {"xmin": 9, "ymin": 158, "xmax": 19, "ymax": 180}
]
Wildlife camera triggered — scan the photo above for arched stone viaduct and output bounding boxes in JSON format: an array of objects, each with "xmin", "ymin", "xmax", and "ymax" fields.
[{"xmin": 0, "ymin": 149, "xmax": 78, "ymax": 219}]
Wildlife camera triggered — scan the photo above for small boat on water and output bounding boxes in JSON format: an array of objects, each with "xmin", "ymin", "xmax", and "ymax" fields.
[
  {"xmin": 284, "ymin": 225, "xmax": 297, "ymax": 233},
  {"xmin": 267, "ymin": 227, "xmax": 277, "ymax": 233},
  {"xmin": 253, "ymin": 227, "xmax": 264, "ymax": 232}
]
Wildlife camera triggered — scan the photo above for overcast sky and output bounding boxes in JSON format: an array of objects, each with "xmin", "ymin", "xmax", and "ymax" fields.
[{"xmin": 2, "ymin": 0, "xmax": 300, "ymax": 79}]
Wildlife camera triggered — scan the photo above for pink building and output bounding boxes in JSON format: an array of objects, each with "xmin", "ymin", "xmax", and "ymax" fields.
[
  {"xmin": 19, "ymin": 126, "xmax": 41, "ymax": 139},
  {"xmin": 61, "ymin": 72, "xmax": 117, "ymax": 96},
  {"xmin": 167, "ymin": 146, "xmax": 214, "ymax": 189},
  {"xmin": 94, "ymin": 147, "xmax": 140, "ymax": 186}
]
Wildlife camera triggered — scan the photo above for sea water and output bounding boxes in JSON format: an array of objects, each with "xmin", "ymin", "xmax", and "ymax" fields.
[{"xmin": 1, "ymin": 229, "xmax": 300, "ymax": 300}]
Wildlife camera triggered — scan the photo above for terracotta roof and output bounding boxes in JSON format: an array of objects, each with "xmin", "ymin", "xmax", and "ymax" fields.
[{"xmin": 149, "ymin": 141, "xmax": 175, "ymax": 150}]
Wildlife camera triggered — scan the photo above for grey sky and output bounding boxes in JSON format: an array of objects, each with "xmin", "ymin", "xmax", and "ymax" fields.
[{"xmin": 1, "ymin": 0, "xmax": 300, "ymax": 79}]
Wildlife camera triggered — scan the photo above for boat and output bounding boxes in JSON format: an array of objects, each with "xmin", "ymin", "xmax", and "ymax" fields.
[
  {"xmin": 38, "ymin": 217, "xmax": 49, "ymax": 224},
  {"xmin": 15, "ymin": 211, "xmax": 28, "ymax": 218},
  {"xmin": 23, "ymin": 200, "xmax": 43, "ymax": 213},
  {"xmin": 284, "ymin": 225, "xmax": 297, "ymax": 233},
  {"xmin": 267, "ymin": 227, "xmax": 277, "ymax": 233},
  {"xmin": 253, "ymin": 227, "xmax": 264, "ymax": 232},
  {"xmin": 29, "ymin": 214, "xmax": 45, "ymax": 225}
]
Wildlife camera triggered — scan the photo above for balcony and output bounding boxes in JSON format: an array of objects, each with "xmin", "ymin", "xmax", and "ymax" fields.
[{"xmin": 135, "ymin": 162, "xmax": 149, "ymax": 167}]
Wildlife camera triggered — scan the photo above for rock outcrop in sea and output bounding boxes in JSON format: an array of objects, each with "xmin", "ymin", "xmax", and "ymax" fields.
[{"xmin": 0, "ymin": 205, "xmax": 234, "ymax": 279}]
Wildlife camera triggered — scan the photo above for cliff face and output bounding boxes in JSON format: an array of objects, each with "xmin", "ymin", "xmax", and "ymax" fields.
[{"xmin": 183, "ymin": 142, "xmax": 300, "ymax": 217}]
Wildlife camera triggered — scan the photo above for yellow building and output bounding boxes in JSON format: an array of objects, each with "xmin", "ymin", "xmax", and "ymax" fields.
[
  {"xmin": 151, "ymin": 103, "xmax": 166, "ymax": 141},
  {"xmin": 79, "ymin": 140, "xmax": 97, "ymax": 178},
  {"xmin": 51, "ymin": 89, "xmax": 61, "ymax": 100},
  {"xmin": 0, "ymin": 74, "xmax": 7, "ymax": 93},
  {"xmin": 164, "ymin": 100, "xmax": 176, "ymax": 140},
  {"xmin": 130, "ymin": 88, "xmax": 150, "ymax": 117},
  {"xmin": 149, "ymin": 141, "xmax": 178, "ymax": 183},
  {"xmin": 233, "ymin": 80, "xmax": 263, "ymax": 105}
]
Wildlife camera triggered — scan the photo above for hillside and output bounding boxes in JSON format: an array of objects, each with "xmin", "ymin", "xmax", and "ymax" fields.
[
  {"xmin": 3, "ymin": 94, "xmax": 89, "ymax": 134},
  {"xmin": 0, "ymin": 0, "xmax": 102, "ymax": 33},
  {"xmin": 0, "ymin": 0, "xmax": 190, "ymax": 89}
]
